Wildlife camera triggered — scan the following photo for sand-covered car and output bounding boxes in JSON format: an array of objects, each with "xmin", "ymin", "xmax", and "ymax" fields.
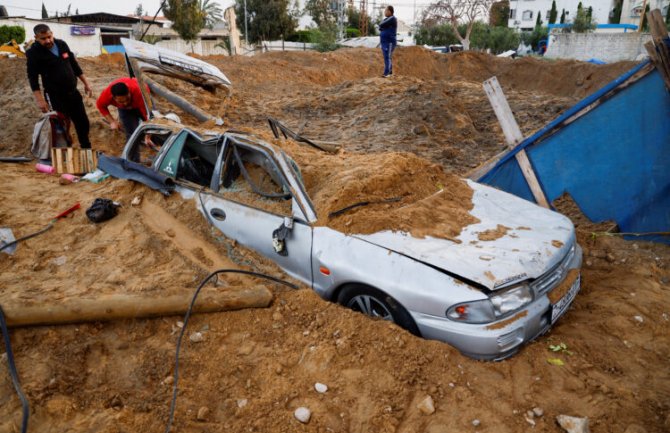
[
  {"xmin": 113, "ymin": 39, "xmax": 582, "ymax": 360},
  {"xmin": 115, "ymin": 119, "xmax": 582, "ymax": 360}
]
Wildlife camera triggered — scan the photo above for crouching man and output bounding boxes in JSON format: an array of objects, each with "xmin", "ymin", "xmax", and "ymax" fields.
[{"xmin": 96, "ymin": 78, "xmax": 150, "ymax": 142}]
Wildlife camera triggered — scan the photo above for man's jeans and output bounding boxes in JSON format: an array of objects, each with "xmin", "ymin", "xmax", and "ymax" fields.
[
  {"xmin": 381, "ymin": 41, "xmax": 396, "ymax": 76},
  {"xmin": 118, "ymin": 108, "xmax": 143, "ymax": 142}
]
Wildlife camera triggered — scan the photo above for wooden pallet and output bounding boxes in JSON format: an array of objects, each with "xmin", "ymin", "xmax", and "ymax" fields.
[{"xmin": 50, "ymin": 148, "xmax": 97, "ymax": 174}]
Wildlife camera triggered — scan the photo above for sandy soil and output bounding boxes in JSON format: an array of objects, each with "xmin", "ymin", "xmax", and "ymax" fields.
[{"xmin": 0, "ymin": 48, "xmax": 668, "ymax": 433}]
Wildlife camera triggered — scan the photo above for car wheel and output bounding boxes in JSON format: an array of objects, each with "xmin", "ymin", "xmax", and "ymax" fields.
[{"xmin": 337, "ymin": 285, "xmax": 420, "ymax": 336}]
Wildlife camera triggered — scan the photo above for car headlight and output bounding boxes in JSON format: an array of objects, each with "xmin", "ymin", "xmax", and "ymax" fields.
[{"xmin": 446, "ymin": 284, "xmax": 533, "ymax": 324}]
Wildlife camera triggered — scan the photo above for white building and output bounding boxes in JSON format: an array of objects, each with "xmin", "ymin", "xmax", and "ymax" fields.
[
  {"xmin": 508, "ymin": 0, "xmax": 616, "ymax": 31},
  {"xmin": 619, "ymin": 0, "xmax": 669, "ymax": 25}
]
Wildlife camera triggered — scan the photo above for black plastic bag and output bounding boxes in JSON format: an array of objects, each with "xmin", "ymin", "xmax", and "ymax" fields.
[{"xmin": 86, "ymin": 198, "xmax": 120, "ymax": 223}]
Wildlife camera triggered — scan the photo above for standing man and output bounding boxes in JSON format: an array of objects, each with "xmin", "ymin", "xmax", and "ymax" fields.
[
  {"xmin": 96, "ymin": 77, "xmax": 150, "ymax": 142},
  {"xmin": 26, "ymin": 24, "xmax": 93, "ymax": 148},
  {"xmin": 379, "ymin": 5, "xmax": 397, "ymax": 78}
]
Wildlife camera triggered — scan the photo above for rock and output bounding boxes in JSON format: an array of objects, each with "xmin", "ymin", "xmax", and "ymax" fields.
[
  {"xmin": 525, "ymin": 416, "xmax": 536, "ymax": 426},
  {"xmin": 417, "ymin": 395, "xmax": 435, "ymax": 415},
  {"xmin": 196, "ymin": 406, "xmax": 210, "ymax": 421},
  {"xmin": 314, "ymin": 383, "xmax": 328, "ymax": 393},
  {"xmin": 237, "ymin": 399, "xmax": 248, "ymax": 408},
  {"xmin": 294, "ymin": 407, "xmax": 311, "ymax": 423},
  {"xmin": 472, "ymin": 419, "xmax": 481, "ymax": 427},
  {"xmin": 606, "ymin": 253, "xmax": 616, "ymax": 263},
  {"xmin": 272, "ymin": 311, "xmax": 283, "ymax": 321},
  {"xmin": 161, "ymin": 376, "xmax": 174, "ymax": 386},
  {"xmin": 189, "ymin": 332, "xmax": 204, "ymax": 343},
  {"xmin": 527, "ymin": 410, "xmax": 535, "ymax": 418},
  {"xmin": 131, "ymin": 196, "xmax": 142, "ymax": 206},
  {"xmin": 533, "ymin": 407, "xmax": 544, "ymax": 417},
  {"xmin": 51, "ymin": 256, "xmax": 67, "ymax": 266},
  {"xmin": 166, "ymin": 229, "xmax": 176, "ymax": 238},
  {"xmin": 633, "ymin": 315, "xmax": 644, "ymax": 323},
  {"xmin": 556, "ymin": 415, "xmax": 589, "ymax": 433}
]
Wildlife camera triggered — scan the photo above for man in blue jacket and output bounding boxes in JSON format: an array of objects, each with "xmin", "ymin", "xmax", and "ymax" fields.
[{"xmin": 379, "ymin": 5, "xmax": 397, "ymax": 77}]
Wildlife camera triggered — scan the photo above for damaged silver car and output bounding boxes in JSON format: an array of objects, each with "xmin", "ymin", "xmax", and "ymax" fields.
[{"xmin": 116, "ymin": 39, "xmax": 582, "ymax": 360}]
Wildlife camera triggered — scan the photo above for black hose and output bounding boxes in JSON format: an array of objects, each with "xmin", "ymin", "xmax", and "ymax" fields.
[
  {"xmin": 0, "ymin": 222, "xmax": 54, "ymax": 253},
  {"xmin": 164, "ymin": 269, "xmax": 298, "ymax": 433},
  {"xmin": 0, "ymin": 306, "xmax": 29, "ymax": 433}
]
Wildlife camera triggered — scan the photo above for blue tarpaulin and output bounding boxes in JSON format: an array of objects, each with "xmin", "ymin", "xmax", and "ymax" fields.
[{"xmin": 478, "ymin": 62, "xmax": 670, "ymax": 243}]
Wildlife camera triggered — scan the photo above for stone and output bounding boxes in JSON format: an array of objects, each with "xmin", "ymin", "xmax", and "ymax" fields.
[
  {"xmin": 196, "ymin": 406, "xmax": 209, "ymax": 421},
  {"xmin": 161, "ymin": 376, "xmax": 174, "ymax": 386},
  {"xmin": 294, "ymin": 407, "xmax": 311, "ymax": 423},
  {"xmin": 525, "ymin": 416, "xmax": 536, "ymax": 426},
  {"xmin": 527, "ymin": 410, "xmax": 535, "ymax": 418},
  {"xmin": 533, "ymin": 407, "xmax": 544, "ymax": 417},
  {"xmin": 166, "ymin": 229, "xmax": 176, "ymax": 238},
  {"xmin": 556, "ymin": 415, "xmax": 589, "ymax": 433},
  {"xmin": 633, "ymin": 315, "xmax": 644, "ymax": 323},
  {"xmin": 472, "ymin": 419, "xmax": 481, "ymax": 427},
  {"xmin": 52, "ymin": 256, "xmax": 67, "ymax": 266},
  {"xmin": 189, "ymin": 332, "xmax": 204, "ymax": 343},
  {"xmin": 417, "ymin": 395, "xmax": 435, "ymax": 415},
  {"xmin": 237, "ymin": 399, "xmax": 248, "ymax": 408},
  {"xmin": 131, "ymin": 196, "xmax": 142, "ymax": 206},
  {"xmin": 314, "ymin": 383, "xmax": 328, "ymax": 393}
]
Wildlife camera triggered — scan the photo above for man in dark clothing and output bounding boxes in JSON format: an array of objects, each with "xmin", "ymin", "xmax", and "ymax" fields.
[
  {"xmin": 379, "ymin": 6, "xmax": 397, "ymax": 78},
  {"xmin": 26, "ymin": 24, "xmax": 94, "ymax": 148}
]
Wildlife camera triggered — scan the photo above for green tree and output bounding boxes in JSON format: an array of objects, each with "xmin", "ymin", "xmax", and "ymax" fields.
[
  {"xmin": 234, "ymin": 0, "xmax": 298, "ymax": 43},
  {"xmin": 610, "ymin": 0, "xmax": 622, "ymax": 24},
  {"xmin": 489, "ymin": 1, "xmax": 510, "ymax": 27},
  {"xmin": 536, "ymin": 11, "xmax": 543, "ymax": 27},
  {"xmin": 548, "ymin": 0, "xmax": 557, "ymax": 24},
  {"xmin": 41, "ymin": 3, "xmax": 48, "ymax": 19},
  {"xmin": 135, "ymin": 3, "xmax": 144, "ymax": 16},
  {"xmin": 163, "ymin": 0, "xmax": 205, "ymax": 43},
  {"xmin": 199, "ymin": 0, "xmax": 222, "ymax": 28},
  {"xmin": 423, "ymin": 0, "xmax": 495, "ymax": 51},
  {"xmin": 0, "ymin": 25, "xmax": 26, "ymax": 44},
  {"xmin": 304, "ymin": 0, "xmax": 335, "ymax": 27},
  {"xmin": 346, "ymin": 6, "xmax": 376, "ymax": 36},
  {"xmin": 414, "ymin": 22, "xmax": 459, "ymax": 46},
  {"xmin": 587, "ymin": 6, "xmax": 592, "ymax": 21},
  {"xmin": 571, "ymin": 5, "xmax": 596, "ymax": 32},
  {"xmin": 520, "ymin": 26, "xmax": 548, "ymax": 51},
  {"xmin": 560, "ymin": 9, "xmax": 565, "ymax": 23}
]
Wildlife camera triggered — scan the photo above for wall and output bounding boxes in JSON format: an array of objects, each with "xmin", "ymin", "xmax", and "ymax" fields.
[
  {"xmin": 1, "ymin": 18, "xmax": 102, "ymax": 57},
  {"xmin": 508, "ymin": 0, "xmax": 614, "ymax": 30},
  {"xmin": 545, "ymin": 32, "xmax": 651, "ymax": 61},
  {"xmin": 154, "ymin": 39, "xmax": 230, "ymax": 56}
]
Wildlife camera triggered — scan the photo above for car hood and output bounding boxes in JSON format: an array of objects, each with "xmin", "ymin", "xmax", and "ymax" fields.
[
  {"xmin": 121, "ymin": 38, "xmax": 232, "ymax": 90},
  {"xmin": 354, "ymin": 181, "xmax": 575, "ymax": 291}
]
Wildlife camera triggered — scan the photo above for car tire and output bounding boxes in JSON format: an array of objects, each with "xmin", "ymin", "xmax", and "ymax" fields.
[{"xmin": 337, "ymin": 285, "xmax": 421, "ymax": 336}]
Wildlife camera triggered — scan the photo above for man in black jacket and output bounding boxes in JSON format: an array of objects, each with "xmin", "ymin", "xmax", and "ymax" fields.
[{"xmin": 26, "ymin": 24, "xmax": 93, "ymax": 148}]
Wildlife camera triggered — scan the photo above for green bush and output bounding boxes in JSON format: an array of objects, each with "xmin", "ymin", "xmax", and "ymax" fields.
[
  {"xmin": 521, "ymin": 26, "xmax": 548, "ymax": 50},
  {"xmin": 286, "ymin": 29, "xmax": 317, "ymax": 43},
  {"xmin": 0, "ymin": 25, "xmax": 26, "ymax": 44},
  {"xmin": 345, "ymin": 27, "xmax": 360, "ymax": 38},
  {"xmin": 415, "ymin": 23, "xmax": 459, "ymax": 46}
]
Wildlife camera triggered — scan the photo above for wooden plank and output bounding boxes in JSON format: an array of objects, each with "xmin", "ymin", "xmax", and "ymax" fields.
[
  {"xmin": 483, "ymin": 77, "xmax": 550, "ymax": 208},
  {"xmin": 66, "ymin": 148, "xmax": 75, "ymax": 174}
]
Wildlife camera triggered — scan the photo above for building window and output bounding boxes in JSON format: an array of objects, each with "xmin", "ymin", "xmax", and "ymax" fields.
[
  {"xmin": 522, "ymin": 10, "xmax": 533, "ymax": 20},
  {"xmin": 510, "ymin": 9, "xmax": 516, "ymax": 19}
]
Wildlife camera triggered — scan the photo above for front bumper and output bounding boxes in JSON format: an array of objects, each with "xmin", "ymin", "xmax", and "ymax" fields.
[{"xmin": 413, "ymin": 244, "xmax": 583, "ymax": 361}]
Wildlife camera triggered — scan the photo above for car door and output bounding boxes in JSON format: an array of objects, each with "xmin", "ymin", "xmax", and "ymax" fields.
[{"xmin": 197, "ymin": 137, "xmax": 314, "ymax": 285}]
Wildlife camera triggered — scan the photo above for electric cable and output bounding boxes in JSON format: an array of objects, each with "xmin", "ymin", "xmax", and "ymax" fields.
[
  {"xmin": 0, "ymin": 306, "xmax": 29, "ymax": 433},
  {"xmin": 164, "ymin": 269, "xmax": 298, "ymax": 433},
  {"xmin": 0, "ymin": 222, "xmax": 54, "ymax": 253}
]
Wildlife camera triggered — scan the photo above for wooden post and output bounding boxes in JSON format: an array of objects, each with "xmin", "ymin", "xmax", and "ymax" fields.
[
  {"xmin": 483, "ymin": 77, "xmax": 550, "ymax": 208},
  {"xmin": 638, "ymin": 0, "xmax": 648, "ymax": 32},
  {"xmin": 1, "ymin": 285, "xmax": 273, "ymax": 328}
]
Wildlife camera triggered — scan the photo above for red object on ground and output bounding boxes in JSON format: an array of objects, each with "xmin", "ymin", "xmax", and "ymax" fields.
[{"xmin": 53, "ymin": 203, "xmax": 81, "ymax": 220}]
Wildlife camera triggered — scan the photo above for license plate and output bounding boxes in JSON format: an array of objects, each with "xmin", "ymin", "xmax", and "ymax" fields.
[{"xmin": 551, "ymin": 274, "xmax": 581, "ymax": 324}]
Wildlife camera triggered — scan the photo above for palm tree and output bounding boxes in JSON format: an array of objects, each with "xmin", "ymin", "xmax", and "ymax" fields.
[{"xmin": 199, "ymin": 0, "xmax": 222, "ymax": 29}]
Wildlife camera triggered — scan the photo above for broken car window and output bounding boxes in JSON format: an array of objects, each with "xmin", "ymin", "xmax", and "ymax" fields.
[
  {"xmin": 126, "ymin": 127, "xmax": 172, "ymax": 166},
  {"xmin": 219, "ymin": 143, "xmax": 292, "ymax": 216},
  {"xmin": 159, "ymin": 130, "xmax": 220, "ymax": 187}
]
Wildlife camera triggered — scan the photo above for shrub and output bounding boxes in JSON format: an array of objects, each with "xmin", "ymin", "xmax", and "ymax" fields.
[{"xmin": 0, "ymin": 25, "xmax": 26, "ymax": 44}]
